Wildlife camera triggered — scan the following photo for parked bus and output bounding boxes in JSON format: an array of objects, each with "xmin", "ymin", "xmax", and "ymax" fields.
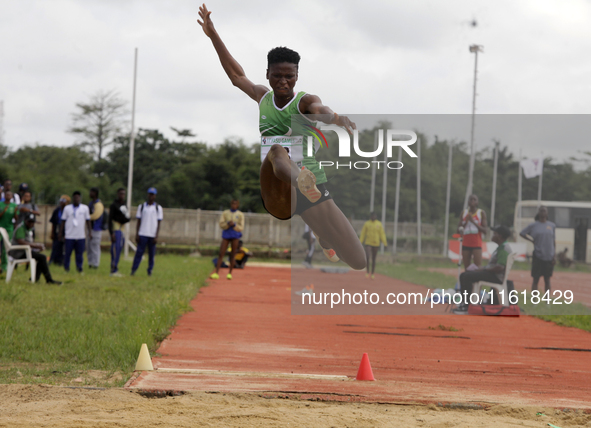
[{"xmin": 514, "ymin": 200, "xmax": 591, "ymax": 263}]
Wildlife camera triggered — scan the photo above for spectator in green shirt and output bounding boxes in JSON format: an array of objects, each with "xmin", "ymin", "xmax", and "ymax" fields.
[
  {"xmin": 11, "ymin": 214, "xmax": 61, "ymax": 284},
  {"xmin": 0, "ymin": 190, "xmax": 19, "ymax": 272},
  {"xmin": 453, "ymin": 225, "xmax": 513, "ymax": 314}
]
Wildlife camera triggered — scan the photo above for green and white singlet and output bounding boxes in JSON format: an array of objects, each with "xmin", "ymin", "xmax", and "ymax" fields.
[{"xmin": 259, "ymin": 91, "xmax": 327, "ymax": 184}]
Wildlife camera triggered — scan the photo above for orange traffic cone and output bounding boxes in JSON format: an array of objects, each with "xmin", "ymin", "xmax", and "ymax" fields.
[{"xmin": 356, "ymin": 352, "xmax": 375, "ymax": 381}]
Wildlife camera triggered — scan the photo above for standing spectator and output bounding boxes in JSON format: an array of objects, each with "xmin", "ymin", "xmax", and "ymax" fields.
[
  {"xmin": 131, "ymin": 187, "xmax": 163, "ymax": 276},
  {"xmin": 17, "ymin": 183, "xmax": 29, "ymax": 204},
  {"xmin": 11, "ymin": 214, "xmax": 62, "ymax": 284},
  {"xmin": 49, "ymin": 195, "xmax": 70, "ymax": 266},
  {"xmin": 17, "ymin": 190, "xmax": 40, "ymax": 226},
  {"xmin": 301, "ymin": 223, "xmax": 316, "ymax": 269},
  {"xmin": 109, "ymin": 188, "xmax": 130, "ymax": 276},
  {"xmin": 457, "ymin": 194, "xmax": 488, "ymax": 270},
  {"xmin": 210, "ymin": 199, "xmax": 244, "ymax": 280},
  {"xmin": 60, "ymin": 191, "xmax": 91, "ymax": 273},
  {"xmin": 359, "ymin": 212, "xmax": 387, "ymax": 279},
  {"xmin": 0, "ymin": 190, "xmax": 19, "ymax": 274},
  {"xmin": 1, "ymin": 179, "xmax": 21, "ymax": 204},
  {"xmin": 87, "ymin": 187, "xmax": 105, "ymax": 269},
  {"xmin": 520, "ymin": 205, "xmax": 556, "ymax": 294}
]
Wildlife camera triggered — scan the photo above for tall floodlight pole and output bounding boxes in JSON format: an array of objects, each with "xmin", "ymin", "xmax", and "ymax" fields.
[
  {"xmin": 417, "ymin": 137, "xmax": 422, "ymax": 255},
  {"xmin": 443, "ymin": 141, "xmax": 453, "ymax": 256},
  {"xmin": 369, "ymin": 130, "xmax": 378, "ymax": 212},
  {"xmin": 125, "ymin": 48, "xmax": 138, "ymax": 257},
  {"xmin": 490, "ymin": 140, "xmax": 500, "ymax": 229},
  {"xmin": 463, "ymin": 44, "xmax": 484, "ymax": 210},
  {"xmin": 393, "ymin": 146, "xmax": 402, "ymax": 255},
  {"xmin": 537, "ymin": 152, "xmax": 544, "ymax": 207},
  {"xmin": 517, "ymin": 149, "xmax": 522, "ymax": 232},
  {"xmin": 380, "ymin": 144, "xmax": 388, "ymax": 254}
]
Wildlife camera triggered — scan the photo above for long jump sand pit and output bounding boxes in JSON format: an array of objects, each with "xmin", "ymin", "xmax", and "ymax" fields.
[
  {"xmin": 2, "ymin": 383, "xmax": 591, "ymax": 428},
  {"xmin": 129, "ymin": 266, "xmax": 591, "ymax": 410}
]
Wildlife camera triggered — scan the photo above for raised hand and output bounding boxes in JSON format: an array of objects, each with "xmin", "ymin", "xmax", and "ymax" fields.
[
  {"xmin": 333, "ymin": 113, "xmax": 357, "ymax": 135},
  {"xmin": 197, "ymin": 3, "xmax": 215, "ymax": 38}
]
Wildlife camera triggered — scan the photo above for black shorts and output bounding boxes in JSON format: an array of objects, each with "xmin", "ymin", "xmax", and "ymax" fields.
[
  {"xmin": 262, "ymin": 183, "xmax": 333, "ymax": 220},
  {"xmin": 531, "ymin": 254, "xmax": 554, "ymax": 279},
  {"xmin": 462, "ymin": 246, "xmax": 482, "ymax": 251}
]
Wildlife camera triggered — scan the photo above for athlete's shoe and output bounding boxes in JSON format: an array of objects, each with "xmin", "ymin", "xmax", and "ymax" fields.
[
  {"xmin": 365, "ymin": 273, "xmax": 370, "ymax": 279},
  {"xmin": 297, "ymin": 167, "xmax": 322, "ymax": 203},
  {"xmin": 210, "ymin": 273, "xmax": 219, "ymax": 280},
  {"xmin": 227, "ymin": 273, "xmax": 232, "ymax": 280},
  {"xmin": 371, "ymin": 274, "xmax": 375, "ymax": 280},
  {"xmin": 322, "ymin": 248, "xmax": 340, "ymax": 262}
]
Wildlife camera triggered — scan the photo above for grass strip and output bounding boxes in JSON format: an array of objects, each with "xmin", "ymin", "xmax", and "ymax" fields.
[{"xmin": 0, "ymin": 254, "xmax": 211, "ymax": 386}]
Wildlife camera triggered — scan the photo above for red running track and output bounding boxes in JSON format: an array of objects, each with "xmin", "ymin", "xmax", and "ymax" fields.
[{"xmin": 128, "ymin": 265, "xmax": 591, "ymax": 409}]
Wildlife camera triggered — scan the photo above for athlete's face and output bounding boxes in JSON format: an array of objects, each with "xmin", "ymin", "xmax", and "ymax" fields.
[{"xmin": 266, "ymin": 62, "xmax": 298, "ymax": 97}]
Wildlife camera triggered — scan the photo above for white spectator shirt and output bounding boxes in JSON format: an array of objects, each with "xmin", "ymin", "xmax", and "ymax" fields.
[
  {"xmin": 1, "ymin": 192, "xmax": 20, "ymax": 204},
  {"xmin": 61, "ymin": 204, "xmax": 90, "ymax": 240},
  {"xmin": 136, "ymin": 202, "xmax": 163, "ymax": 238}
]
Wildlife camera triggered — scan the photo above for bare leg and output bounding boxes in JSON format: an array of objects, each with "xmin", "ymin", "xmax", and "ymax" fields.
[
  {"xmin": 472, "ymin": 248, "xmax": 483, "ymax": 267},
  {"xmin": 532, "ymin": 276, "xmax": 540, "ymax": 292},
  {"xmin": 543, "ymin": 276, "xmax": 551, "ymax": 293},
  {"xmin": 215, "ymin": 239, "xmax": 230, "ymax": 274},
  {"xmin": 301, "ymin": 199, "xmax": 366, "ymax": 270},
  {"xmin": 462, "ymin": 249, "xmax": 472, "ymax": 271},
  {"xmin": 260, "ymin": 144, "xmax": 299, "ymax": 219},
  {"xmin": 228, "ymin": 239, "xmax": 239, "ymax": 274}
]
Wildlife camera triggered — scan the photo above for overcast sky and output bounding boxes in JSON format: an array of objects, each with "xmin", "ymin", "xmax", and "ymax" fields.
[{"xmin": 1, "ymin": 0, "xmax": 590, "ymax": 165}]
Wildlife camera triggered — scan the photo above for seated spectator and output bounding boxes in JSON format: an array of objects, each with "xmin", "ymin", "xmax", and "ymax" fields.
[
  {"xmin": 17, "ymin": 190, "xmax": 40, "ymax": 226},
  {"xmin": 234, "ymin": 240, "xmax": 252, "ymax": 269},
  {"xmin": 212, "ymin": 241, "xmax": 252, "ymax": 269},
  {"xmin": 49, "ymin": 195, "xmax": 70, "ymax": 266},
  {"xmin": 453, "ymin": 225, "xmax": 512, "ymax": 315},
  {"xmin": 557, "ymin": 247, "xmax": 573, "ymax": 268},
  {"xmin": 11, "ymin": 214, "xmax": 62, "ymax": 284}
]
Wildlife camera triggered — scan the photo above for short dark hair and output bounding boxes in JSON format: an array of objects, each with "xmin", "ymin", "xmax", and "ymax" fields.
[
  {"xmin": 267, "ymin": 47, "xmax": 300, "ymax": 67},
  {"xmin": 90, "ymin": 187, "xmax": 99, "ymax": 196},
  {"xmin": 117, "ymin": 187, "xmax": 125, "ymax": 193},
  {"xmin": 73, "ymin": 191, "xmax": 81, "ymax": 197}
]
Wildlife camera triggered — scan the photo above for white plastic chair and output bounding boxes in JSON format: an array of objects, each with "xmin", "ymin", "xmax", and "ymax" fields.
[
  {"xmin": 0, "ymin": 227, "xmax": 36, "ymax": 283},
  {"xmin": 472, "ymin": 252, "xmax": 516, "ymax": 307}
]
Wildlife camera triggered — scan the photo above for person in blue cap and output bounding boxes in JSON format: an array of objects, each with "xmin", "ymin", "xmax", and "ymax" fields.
[{"xmin": 131, "ymin": 187, "xmax": 163, "ymax": 276}]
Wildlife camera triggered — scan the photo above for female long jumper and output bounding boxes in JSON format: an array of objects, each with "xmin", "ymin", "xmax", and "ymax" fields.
[{"xmin": 198, "ymin": 4, "xmax": 365, "ymax": 270}]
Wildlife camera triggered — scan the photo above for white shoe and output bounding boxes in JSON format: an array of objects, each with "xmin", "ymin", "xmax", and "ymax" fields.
[
  {"xmin": 297, "ymin": 167, "xmax": 321, "ymax": 203},
  {"xmin": 110, "ymin": 272, "xmax": 124, "ymax": 277},
  {"xmin": 323, "ymin": 248, "xmax": 339, "ymax": 262}
]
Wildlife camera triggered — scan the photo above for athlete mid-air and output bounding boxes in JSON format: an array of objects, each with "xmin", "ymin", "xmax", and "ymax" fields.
[{"xmin": 198, "ymin": 4, "xmax": 365, "ymax": 270}]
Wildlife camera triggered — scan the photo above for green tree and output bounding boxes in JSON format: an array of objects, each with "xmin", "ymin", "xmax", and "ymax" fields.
[{"xmin": 67, "ymin": 90, "xmax": 128, "ymax": 163}]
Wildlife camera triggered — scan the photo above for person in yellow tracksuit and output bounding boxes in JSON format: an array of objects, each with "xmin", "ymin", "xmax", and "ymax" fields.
[
  {"xmin": 359, "ymin": 212, "xmax": 387, "ymax": 279},
  {"xmin": 211, "ymin": 199, "xmax": 245, "ymax": 280}
]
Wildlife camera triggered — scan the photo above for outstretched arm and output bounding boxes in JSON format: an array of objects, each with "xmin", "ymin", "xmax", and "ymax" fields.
[
  {"xmin": 299, "ymin": 94, "xmax": 356, "ymax": 134},
  {"xmin": 198, "ymin": 4, "xmax": 268, "ymax": 102}
]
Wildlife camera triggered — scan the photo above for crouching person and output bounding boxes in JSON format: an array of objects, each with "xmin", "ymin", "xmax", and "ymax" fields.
[
  {"xmin": 453, "ymin": 225, "xmax": 512, "ymax": 314},
  {"xmin": 11, "ymin": 214, "xmax": 62, "ymax": 284}
]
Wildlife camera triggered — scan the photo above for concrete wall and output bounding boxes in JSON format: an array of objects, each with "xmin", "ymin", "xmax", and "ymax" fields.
[{"xmin": 36, "ymin": 205, "xmax": 436, "ymax": 249}]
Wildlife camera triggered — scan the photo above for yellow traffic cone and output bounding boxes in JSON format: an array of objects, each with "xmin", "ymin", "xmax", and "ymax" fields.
[{"xmin": 135, "ymin": 343, "xmax": 154, "ymax": 371}]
